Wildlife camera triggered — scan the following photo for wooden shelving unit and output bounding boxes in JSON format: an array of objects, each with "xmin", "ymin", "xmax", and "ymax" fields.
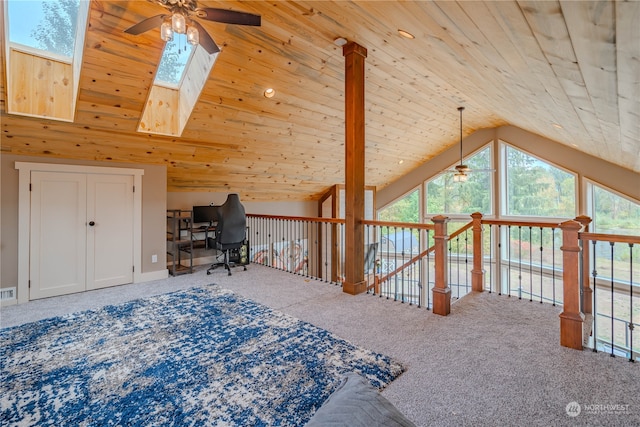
[{"xmin": 166, "ymin": 209, "xmax": 194, "ymax": 276}]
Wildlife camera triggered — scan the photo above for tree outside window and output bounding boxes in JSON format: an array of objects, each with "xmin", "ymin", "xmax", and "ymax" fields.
[
  {"xmin": 505, "ymin": 146, "xmax": 575, "ymax": 218},
  {"xmin": 426, "ymin": 146, "xmax": 492, "ymax": 215}
]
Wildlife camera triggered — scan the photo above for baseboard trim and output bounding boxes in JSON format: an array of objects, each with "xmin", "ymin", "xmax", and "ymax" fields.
[{"xmin": 137, "ymin": 269, "xmax": 169, "ymax": 283}]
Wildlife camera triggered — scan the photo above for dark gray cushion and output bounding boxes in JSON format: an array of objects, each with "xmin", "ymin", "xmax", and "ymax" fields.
[{"xmin": 305, "ymin": 373, "xmax": 416, "ymax": 427}]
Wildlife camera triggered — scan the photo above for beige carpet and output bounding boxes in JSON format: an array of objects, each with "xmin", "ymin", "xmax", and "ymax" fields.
[{"xmin": 2, "ymin": 264, "xmax": 638, "ymax": 426}]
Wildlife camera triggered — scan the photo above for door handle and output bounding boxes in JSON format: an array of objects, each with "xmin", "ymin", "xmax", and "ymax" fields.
[{"xmin": 89, "ymin": 221, "xmax": 95, "ymax": 226}]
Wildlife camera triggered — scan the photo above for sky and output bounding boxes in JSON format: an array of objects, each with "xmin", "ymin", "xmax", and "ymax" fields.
[{"xmin": 7, "ymin": 0, "xmax": 47, "ymax": 47}]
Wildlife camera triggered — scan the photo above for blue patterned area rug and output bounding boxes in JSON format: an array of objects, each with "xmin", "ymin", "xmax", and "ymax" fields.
[{"xmin": 1, "ymin": 286, "xmax": 404, "ymax": 426}]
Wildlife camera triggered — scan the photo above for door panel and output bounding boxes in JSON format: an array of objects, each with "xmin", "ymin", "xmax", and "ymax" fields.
[
  {"xmin": 86, "ymin": 174, "xmax": 134, "ymax": 290},
  {"xmin": 30, "ymin": 172, "xmax": 87, "ymax": 299}
]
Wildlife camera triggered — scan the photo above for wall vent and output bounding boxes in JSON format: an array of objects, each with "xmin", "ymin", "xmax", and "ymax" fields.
[{"xmin": 0, "ymin": 287, "xmax": 17, "ymax": 302}]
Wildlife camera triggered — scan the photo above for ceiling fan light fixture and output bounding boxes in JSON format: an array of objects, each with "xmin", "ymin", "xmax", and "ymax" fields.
[
  {"xmin": 453, "ymin": 172, "xmax": 468, "ymax": 183},
  {"xmin": 172, "ymin": 13, "xmax": 186, "ymax": 34},
  {"xmin": 160, "ymin": 21, "xmax": 174, "ymax": 42},
  {"xmin": 186, "ymin": 24, "xmax": 199, "ymax": 45},
  {"xmin": 453, "ymin": 106, "xmax": 467, "ymax": 183}
]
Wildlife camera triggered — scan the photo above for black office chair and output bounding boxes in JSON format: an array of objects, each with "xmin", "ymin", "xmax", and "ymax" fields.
[{"xmin": 206, "ymin": 194, "xmax": 247, "ymax": 276}]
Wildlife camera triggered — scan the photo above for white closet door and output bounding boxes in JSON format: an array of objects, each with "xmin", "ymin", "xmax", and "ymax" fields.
[
  {"xmin": 86, "ymin": 174, "xmax": 134, "ymax": 290},
  {"xmin": 30, "ymin": 171, "xmax": 87, "ymax": 299}
]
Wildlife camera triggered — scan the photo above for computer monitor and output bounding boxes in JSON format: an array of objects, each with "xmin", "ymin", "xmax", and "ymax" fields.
[{"xmin": 192, "ymin": 206, "xmax": 219, "ymax": 225}]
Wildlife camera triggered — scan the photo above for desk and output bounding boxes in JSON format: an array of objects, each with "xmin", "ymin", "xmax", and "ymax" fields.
[{"xmin": 191, "ymin": 223, "xmax": 217, "ymax": 249}]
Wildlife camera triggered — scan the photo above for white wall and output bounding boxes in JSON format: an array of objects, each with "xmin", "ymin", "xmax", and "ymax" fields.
[{"xmin": 167, "ymin": 192, "xmax": 317, "ymax": 217}]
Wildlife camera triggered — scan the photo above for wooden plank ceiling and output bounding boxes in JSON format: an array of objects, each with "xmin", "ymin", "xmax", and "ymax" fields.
[{"xmin": 1, "ymin": 1, "xmax": 638, "ymax": 201}]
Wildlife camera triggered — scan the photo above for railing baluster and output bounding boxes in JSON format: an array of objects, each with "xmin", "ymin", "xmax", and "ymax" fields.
[
  {"xmin": 629, "ymin": 243, "xmax": 635, "ymax": 363},
  {"xmin": 324, "ymin": 222, "xmax": 329, "ymax": 282},
  {"xmin": 552, "ymin": 228, "xmax": 556, "ymax": 306},
  {"xmin": 539, "ymin": 227, "xmax": 544, "ymax": 304},
  {"xmin": 592, "ymin": 240, "xmax": 598, "ymax": 353},
  {"xmin": 457, "ymin": 232, "xmax": 461, "ymax": 297},
  {"xmin": 498, "ymin": 225, "xmax": 502, "ymax": 296},
  {"xmin": 529, "ymin": 226, "xmax": 533, "ymax": 302},
  {"xmin": 418, "ymin": 230, "xmax": 422, "ymax": 308},
  {"xmin": 610, "ymin": 241, "xmax": 615, "ymax": 357},
  {"xmin": 400, "ymin": 226, "xmax": 405, "ymax": 303},
  {"xmin": 427, "ymin": 229, "xmax": 431, "ymax": 309},
  {"xmin": 507, "ymin": 226, "xmax": 512, "ymax": 297},
  {"xmin": 518, "ymin": 226, "xmax": 522, "ymax": 300},
  {"xmin": 448, "ymin": 234, "xmax": 453, "ymax": 299},
  {"xmin": 465, "ymin": 228, "xmax": 469, "ymax": 294},
  {"xmin": 489, "ymin": 224, "xmax": 493, "ymax": 293}
]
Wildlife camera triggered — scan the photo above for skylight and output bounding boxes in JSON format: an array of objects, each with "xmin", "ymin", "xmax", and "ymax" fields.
[
  {"xmin": 4, "ymin": 0, "xmax": 88, "ymax": 121},
  {"xmin": 7, "ymin": 0, "xmax": 80, "ymax": 58},
  {"xmin": 155, "ymin": 34, "xmax": 194, "ymax": 87}
]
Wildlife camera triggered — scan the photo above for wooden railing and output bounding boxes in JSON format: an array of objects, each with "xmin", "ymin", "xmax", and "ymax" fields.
[
  {"xmin": 246, "ymin": 214, "xmax": 345, "ymax": 284},
  {"xmin": 246, "ymin": 213, "xmax": 639, "ymax": 358},
  {"xmin": 579, "ymin": 231, "xmax": 639, "ymax": 361}
]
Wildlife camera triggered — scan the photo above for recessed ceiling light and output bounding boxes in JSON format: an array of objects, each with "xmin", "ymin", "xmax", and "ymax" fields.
[
  {"xmin": 398, "ymin": 29, "xmax": 415, "ymax": 39},
  {"xmin": 333, "ymin": 37, "xmax": 348, "ymax": 46},
  {"xmin": 552, "ymin": 123, "xmax": 563, "ymax": 129},
  {"xmin": 264, "ymin": 88, "xmax": 275, "ymax": 98},
  {"xmin": 398, "ymin": 159, "xmax": 404, "ymax": 165}
]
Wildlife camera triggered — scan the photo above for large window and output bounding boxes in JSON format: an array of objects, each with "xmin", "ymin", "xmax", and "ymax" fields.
[
  {"xmin": 588, "ymin": 182, "xmax": 640, "ymax": 235},
  {"xmin": 503, "ymin": 145, "xmax": 576, "ymax": 218},
  {"xmin": 587, "ymin": 181, "xmax": 640, "ymax": 282},
  {"xmin": 426, "ymin": 145, "xmax": 492, "ymax": 215},
  {"xmin": 378, "ymin": 188, "xmax": 419, "ymax": 223}
]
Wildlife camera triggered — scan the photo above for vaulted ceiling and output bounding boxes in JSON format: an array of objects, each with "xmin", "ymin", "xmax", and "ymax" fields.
[{"xmin": 1, "ymin": 1, "xmax": 638, "ymax": 201}]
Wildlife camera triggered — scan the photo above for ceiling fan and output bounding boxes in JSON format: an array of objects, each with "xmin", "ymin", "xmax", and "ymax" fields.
[
  {"xmin": 445, "ymin": 106, "xmax": 494, "ymax": 182},
  {"xmin": 124, "ymin": 0, "xmax": 261, "ymax": 55}
]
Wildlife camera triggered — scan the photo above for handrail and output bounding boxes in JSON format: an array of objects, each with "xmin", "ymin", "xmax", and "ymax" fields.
[
  {"xmin": 377, "ymin": 245, "xmax": 436, "ymax": 286},
  {"xmin": 482, "ymin": 219, "xmax": 562, "ymax": 228},
  {"xmin": 361, "ymin": 219, "xmax": 435, "ymax": 230},
  {"xmin": 362, "ymin": 220, "xmax": 434, "ymax": 287},
  {"xmin": 376, "ymin": 221, "xmax": 473, "ymax": 286},
  {"xmin": 247, "ymin": 213, "xmax": 345, "ymax": 224},
  {"xmin": 579, "ymin": 232, "xmax": 640, "ymax": 245},
  {"xmin": 449, "ymin": 221, "xmax": 473, "ymax": 240}
]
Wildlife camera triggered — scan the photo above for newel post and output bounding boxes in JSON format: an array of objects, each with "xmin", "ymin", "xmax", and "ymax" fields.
[
  {"xmin": 574, "ymin": 215, "xmax": 592, "ymax": 315},
  {"xmin": 471, "ymin": 212, "xmax": 484, "ymax": 292},
  {"xmin": 432, "ymin": 215, "xmax": 451, "ymax": 316},
  {"xmin": 559, "ymin": 220, "xmax": 584, "ymax": 350}
]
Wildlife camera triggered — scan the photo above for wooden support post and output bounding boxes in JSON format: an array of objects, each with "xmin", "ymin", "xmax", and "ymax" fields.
[
  {"xmin": 342, "ymin": 42, "xmax": 367, "ymax": 295},
  {"xmin": 574, "ymin": 215, "xmax": 592, "ymax": 315},
  {"xmin": 432, "ymin": 215, "xmax": 451, "ymax": 316},
  {"xmin": 559, "ymin": 220, "xmax": 584, "ymax": 350},
  {"xmin": 471, "ymin": 212, "xmax": 484, "ymax": 292}
]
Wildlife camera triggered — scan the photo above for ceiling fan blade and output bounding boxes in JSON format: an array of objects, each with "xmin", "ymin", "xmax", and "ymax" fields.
[
  {"xmin": 124, "ymin": 14, "xmax": 167, "ymax": 35},
  {"xmin": 445, "ymin": 168, "xmax": 495, "ymax": 173},
  {"xmin": 196, "ymin": 8, "xmax": 261, "ymax": 26},
  {"xmin": 192, "ymin": 20, "xmax": 220, "ymax": 54}
]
